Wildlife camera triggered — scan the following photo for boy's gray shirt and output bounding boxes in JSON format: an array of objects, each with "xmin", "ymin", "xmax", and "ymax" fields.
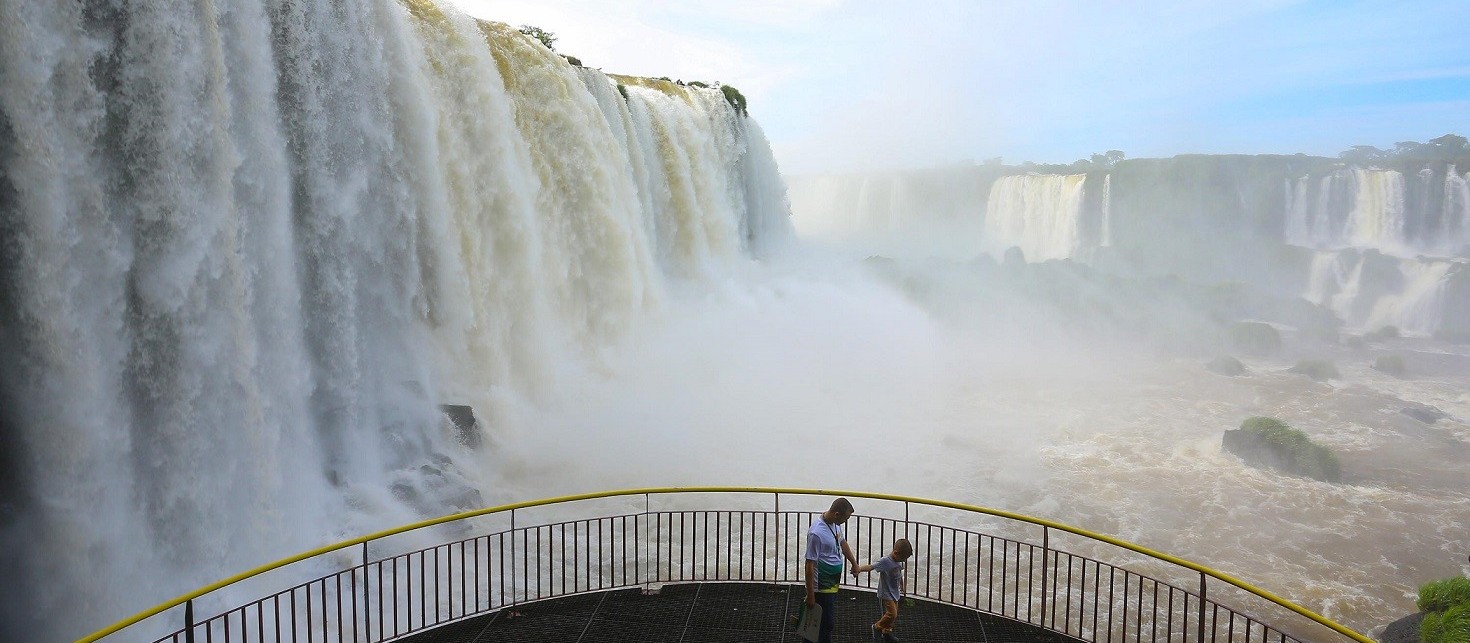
[{"xmin": 873, "ymin": 555, "xmax": 904, "ymax": 600}]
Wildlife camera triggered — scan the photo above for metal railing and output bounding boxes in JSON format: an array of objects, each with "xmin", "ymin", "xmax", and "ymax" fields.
[{"xmin": 79, "ymin": 487, "xmax": 1372, "ymax": 643}]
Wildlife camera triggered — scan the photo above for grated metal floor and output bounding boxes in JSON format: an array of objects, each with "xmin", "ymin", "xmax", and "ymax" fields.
[{"xmin": 398, "ymin": 583, "xmax": 1083, "ymax": 643}]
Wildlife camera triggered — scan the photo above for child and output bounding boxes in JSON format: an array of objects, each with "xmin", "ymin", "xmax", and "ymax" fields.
[{"xmin": 853, "ymin": 538, "xmax": 913, "ymax": 642}]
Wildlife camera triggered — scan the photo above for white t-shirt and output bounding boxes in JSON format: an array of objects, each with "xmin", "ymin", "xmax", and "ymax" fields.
[{"xmin": 805, "ymin": 516, "xmax": 844, "ymax": 566}]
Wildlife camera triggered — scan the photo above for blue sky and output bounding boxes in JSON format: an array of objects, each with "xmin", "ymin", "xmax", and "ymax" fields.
[{"xmin": 449, "ymin": 0, "xmax": 1470, "ymax": 175}]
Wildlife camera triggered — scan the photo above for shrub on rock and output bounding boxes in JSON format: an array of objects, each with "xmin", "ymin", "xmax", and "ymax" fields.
[
  {"xmin": 1222, "ymin": 416, "xmax": 1341, "ymax": 482},
  {"xmin": 1205, "ymin": 355, "xmax": 1246, "ymax": 376},
  {"xmin": 1288, "ymin": 359, "xmax": 1339, "ymax": 381},
  {"xmin": 1419, "ymin": 576, "xmax": 1470, "ymax": 613},
  {"xmin": 1373, "ymin": 354, "xmax": 1407, "ymax": 376}
]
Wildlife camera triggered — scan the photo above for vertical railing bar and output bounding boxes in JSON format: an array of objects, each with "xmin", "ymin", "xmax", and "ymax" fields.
[
  {"xmin": 1122, "ymin": 573, "xmax": 1130, "ymax": 643},
  {"xmin": 963, "ymin": 530, "xmax": 971, "ymax": 609},
  {"xmin": 999, "ymin": 539, "xmax": 1008, "ymax": 616},
  {"xmin": 1092, "ymin": 561, "xmax": 1100, "ymax": 641},
  {"xmin": 1137, "ymin": 573, "xmax": 1145, "ymax": 643},
  {"xmin": 1166, "ymin": 585, "xmax": 1174, "ymax": 643},
  {"xmin": 925, "ymin": 524, "xmax": 933, "ymax": 599},
  {"xmin": 1197, "ymin": 573, "xmax": 1207, "ymax": 643},
  {"xmin": 332, "ymin": 572, "xmax": 341, "ymax": 640},
  {"xmin": 348, "ymin": 566, "xmax": 357, "ymax": 643},
  {"xmin": 1107, "ymin": 566, "xmax": 1116, "ymax": 643},
  {"xmin": 1039, "ymin": 526, "xmax": 1050, "ymax": 626},
  {"xmin": 183, "ymin": 599, "xmax": 195, "ymax": 643},
  {"xmin": 1183, "ymin": 589, "xmax": 1191, "ymax": 643},
  {"xmin": 946, "ymin": 523, "xmax": 958, "ymax": 603},
  {"xmin": 1025, "ymin": 541, "xmax": 1033, "ymax": 623},
  {"xmin": 988, "ymin": 536, "xmax": 996, "ymax": 613}
]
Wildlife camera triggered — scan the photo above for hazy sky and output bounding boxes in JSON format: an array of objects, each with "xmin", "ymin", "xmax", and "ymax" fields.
[{"xmin": 448, "ymin": 0, "xmax": 1470, "ymax": 175}]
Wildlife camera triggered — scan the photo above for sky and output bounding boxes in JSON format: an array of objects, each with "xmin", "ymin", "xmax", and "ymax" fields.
[{"xmin": 448, "ymin": 0, "xmax": 1470, "ymax": 175}]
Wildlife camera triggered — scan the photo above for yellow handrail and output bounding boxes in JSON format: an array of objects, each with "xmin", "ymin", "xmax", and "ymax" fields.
[{"xmin": 78, "ymin": 486, "xmax": 1372, "ymax": 643}]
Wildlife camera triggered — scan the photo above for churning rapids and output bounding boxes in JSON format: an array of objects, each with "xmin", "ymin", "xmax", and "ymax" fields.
[{"xmin": 2, "ymin": 1, "xmax": 1467, "ymax": 641}]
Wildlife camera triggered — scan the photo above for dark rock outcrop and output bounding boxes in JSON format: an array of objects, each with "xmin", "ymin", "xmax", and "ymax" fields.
[
  {"xmin": 439, "ymin": 404, "xmax": 481, "ymax": 449},
  {"xmin": 1222, "ymin": 417, "xmax": 1341, "ymax": 482},
  {"xmin": 1287, "ymin": 359, "xmax": 1339, "ymax": 381},
  {"xmin": 1205, "ymin": 355, "xmax": 1246, "ymax": 376},
  {"xmin": 1401, "ymin": 405, "xmax": 1449, "ymax": 424},
  {"xmin": 1381, "ymin": 612, "xmax": 1422, "ymax": 643}
]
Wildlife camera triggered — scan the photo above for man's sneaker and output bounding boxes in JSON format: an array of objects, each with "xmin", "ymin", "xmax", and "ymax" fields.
[{"xmin": 882, "ymin": 634, "xmax": 902, "ymax": 643}]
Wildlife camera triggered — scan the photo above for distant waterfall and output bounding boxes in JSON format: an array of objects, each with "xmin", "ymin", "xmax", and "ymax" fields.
[
  {"xmin": 1287, "ymin": 167, "xmax": 1469, "ymax": 257},
  {"xmin": 984, "ymin": 174, "xmax": 1089, "ymax": 261},
  {"xmin": 1443, "ymin": 166, "xmax": 1470, "ymax": 252},
  {"xmin": 1304, "ymin": 250, "xmax": 1464, "ymax": 335},
  {"xmin": 0, "ymin": 1, "xmax": 790, "ymax": 639}
]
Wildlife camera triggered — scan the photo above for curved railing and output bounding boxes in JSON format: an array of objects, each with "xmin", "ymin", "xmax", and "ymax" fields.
[{"xmin": 80, "ymin": 487, "xmax": 1372, "ymax": 643}]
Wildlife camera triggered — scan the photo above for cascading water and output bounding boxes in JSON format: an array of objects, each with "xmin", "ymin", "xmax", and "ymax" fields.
[
  {"xmin": 983, "ymin": 173, "xmax": 1089, "ymax": 261},
  {"xmin": 1285, "ymin": 167, "xmax": 1470, "ymax": 257},
  {"xmin": 0, "ymin": 0, "xmax": 791, "ymax": 639},
  {"xmin": 1284, "ymin": 167, "xmax": 1470, "ymax": 333}
]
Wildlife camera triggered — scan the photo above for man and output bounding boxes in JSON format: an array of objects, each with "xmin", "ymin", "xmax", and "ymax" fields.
[{"xmin": 805, "ymin": 497, "xmax": 858, "ymax": 643}]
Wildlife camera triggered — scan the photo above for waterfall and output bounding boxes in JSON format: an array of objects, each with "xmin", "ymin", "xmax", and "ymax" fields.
[
  {"xmin": 1442, "ymin": 166, "xmax": 1470, "ymax": 254},
  {"xmin": 984, "ymin": 174, "xmax": 1088, "ymax": 261},
  {"xmin": 1303, "ymin": 249, "xmax": 1462, "ymax": 336},
  {"xmin": 1283, "ymin": 167, "xmax": 1470, "ymax": 257},
  {"xmin": 1345, "ymin": 169, "xmax": 1408, "ymax": 251},
  {"xmin": 0, "ymin": 1, "xmax": 791, "ymax": 639}
]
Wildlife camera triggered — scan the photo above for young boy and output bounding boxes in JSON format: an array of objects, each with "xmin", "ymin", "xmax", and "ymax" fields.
[{"xmin": 853, "ymin": 538, "xmax": 913, "ymax": 642}]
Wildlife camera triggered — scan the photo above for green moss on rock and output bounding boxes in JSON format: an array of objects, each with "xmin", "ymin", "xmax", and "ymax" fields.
[
  {"xmin": 1287, "ymin": 359, "xmax": 1339, "ymax": 381},
  {"xmin": 1373, "ymin": 354, "xmax": 1407, "ymax": 376},
  {"xmin": 1205, "ymin": 355, "xmax": 1246, "ymax": 376},
  {"xmin": 1223, "ymin": 417, "xmax": 1341, "ymax": 482}
]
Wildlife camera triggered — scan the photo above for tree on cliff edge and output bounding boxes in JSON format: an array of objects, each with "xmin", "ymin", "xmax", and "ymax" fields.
[{"xmin": 519, "ymin": 25, "xmax": 556, "ymax": 51}]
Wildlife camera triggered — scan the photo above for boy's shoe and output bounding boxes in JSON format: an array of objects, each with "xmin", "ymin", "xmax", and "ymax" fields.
[{"xmin": 882, "ymin": 634, "xmax": 902, "ymax": 643}]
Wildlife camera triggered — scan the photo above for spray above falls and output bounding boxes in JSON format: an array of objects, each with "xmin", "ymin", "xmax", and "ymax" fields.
[{"xmin": 0, "ymin": 1, "xmax": 790, "ymax": 639}]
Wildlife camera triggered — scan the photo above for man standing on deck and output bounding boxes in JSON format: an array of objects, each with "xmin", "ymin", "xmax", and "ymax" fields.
[{"xmin": 805, "ymin": 497, "xmax": 858, "ymax": 643}]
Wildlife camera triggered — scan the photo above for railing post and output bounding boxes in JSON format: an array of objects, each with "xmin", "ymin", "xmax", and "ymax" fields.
[
  {"xmin": 184, "ymin": 599, "xmax": 194, "ymax": 643},
  {"xmin": 1039, "ymin": 526, "xmax": 1049, "ymax": 629},
  {"xmin": 1197, "ymin": 572, "xmax": 1208, "ymax": 642},
  {"xmin": 510, "ymin": 509, "xmax": 518, "ymax": 607},
  {"xmin": 362, "ymin": 541, "xmax": 370, "ymax": 642},
  {"xmin": 642, "ymin": 494, "xmax": 651, "ymax": 592}
]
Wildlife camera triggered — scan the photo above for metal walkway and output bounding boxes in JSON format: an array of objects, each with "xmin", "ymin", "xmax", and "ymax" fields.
[{"xmin": 399, "ymin": 583, "xmax": 1082, "ymax": 643}]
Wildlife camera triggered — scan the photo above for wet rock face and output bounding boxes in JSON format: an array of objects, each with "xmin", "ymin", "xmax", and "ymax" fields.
[
  {"xmin": 440, "ymin": 404, "xmax": 480, "ymax": 449},
  {"xmin": 1223, "ymin": 428, "xmax": 1294, "ymax": 473},
  {"xmin": 1380, "ymin": 612, "xmax": 1422, "ymax": 643},
  {"xmin": 1401, "ymin": 405, "xmax": 1448, "ymax": 424},
  {"xmin": 1205, "ymin": 355, "xmax": 1246, "ymax": 376}
]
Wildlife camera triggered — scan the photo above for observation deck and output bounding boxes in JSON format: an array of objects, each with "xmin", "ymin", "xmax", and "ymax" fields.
[
  {"xmin": 80, "ymin": 487, "xmax": 1372, "ymax": 643},
  {"xmin": 398, "ymin": 584, "xmax": 1078, "ymax": 643}
]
